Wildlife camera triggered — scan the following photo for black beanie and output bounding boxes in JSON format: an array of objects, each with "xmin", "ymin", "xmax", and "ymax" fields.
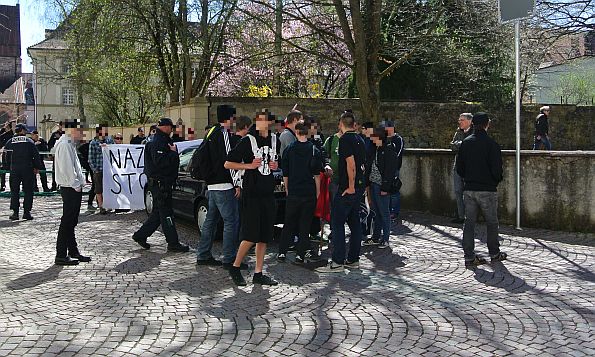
[{"xmin": 217, "ymin": 105, "xmax": 236, "ymax": 123}]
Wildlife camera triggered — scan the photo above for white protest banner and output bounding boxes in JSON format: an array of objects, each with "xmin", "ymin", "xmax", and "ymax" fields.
[
  {"xmin": 102, "ymin": 145, "xmax": 147, "ymax": 210},
  {"xmin": 175, "ymin": 139, "xmax": 203, "ymax": 154}
]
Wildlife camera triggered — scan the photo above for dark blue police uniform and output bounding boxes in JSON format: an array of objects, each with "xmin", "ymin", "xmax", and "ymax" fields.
[{"xmin": 4, "ymin": 124, "xmax": 44, "ymax": 220}]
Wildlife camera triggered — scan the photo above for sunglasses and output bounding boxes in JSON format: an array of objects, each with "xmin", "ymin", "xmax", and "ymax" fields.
[{"xmin": 115, "ymin": 137, "xmax": 123, "ymax": 140}]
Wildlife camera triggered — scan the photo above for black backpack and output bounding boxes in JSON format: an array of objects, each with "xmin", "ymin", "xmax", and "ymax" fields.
[{"xmin": 189, "ymin": 125, "xmax": 219, "ymax": 180}]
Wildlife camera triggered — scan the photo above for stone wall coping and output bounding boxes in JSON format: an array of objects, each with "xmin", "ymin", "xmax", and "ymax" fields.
[{"xmin": 404, "ymin": 148, "xmax": 595, "ymax": 157}]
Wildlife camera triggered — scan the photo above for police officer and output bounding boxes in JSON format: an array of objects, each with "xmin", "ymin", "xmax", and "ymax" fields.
[
  {"xmin": 131, "ymin": 118, "xmax": 189, "ymax": 252},
  {"xmin": 0, "ymin": 122, "xmax": 14, "ymax": 191},
  {"xmin": 4, "ymin": 124, "xmax": 44, "ymax": 220}
]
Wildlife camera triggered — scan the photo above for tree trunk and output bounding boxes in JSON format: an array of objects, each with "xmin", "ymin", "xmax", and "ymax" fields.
[{"xmin": 273, "ymin": 0, "xmax": 283, "ymax": 96}]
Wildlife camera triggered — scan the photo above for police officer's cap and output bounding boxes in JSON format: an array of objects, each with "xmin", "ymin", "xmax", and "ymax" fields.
[
  {"xmin": 157, "ymin": 118, "xmax": 175, "ymax": 127},
  {"xmin": 15, "ymin": 123, "xmax": 29, "ymax": 133}
]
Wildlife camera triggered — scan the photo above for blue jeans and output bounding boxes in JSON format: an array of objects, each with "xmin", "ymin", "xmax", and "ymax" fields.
[
  {"xmin": 196, "ymin": 189, "xmax": 239, "ymax": 264},
  {"xmin": 370, "ymin": 183, "xmax": 391, "ymax": 243},
  {"xmin": 533, "ymin": 135, "xmax": 552, "ymax": 150},
  {"xmin": 330, "ymin": 188, "xmax": 365, "ymax": 264},
  {"xmin": 453, "ymin": 168, "xmax": 465, "ymax": 219}
]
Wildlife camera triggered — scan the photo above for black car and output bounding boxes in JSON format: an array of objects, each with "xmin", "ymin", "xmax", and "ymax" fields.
[{"xmin": 144, "ymin": 146, "xmax": 286, "ymax": 235}]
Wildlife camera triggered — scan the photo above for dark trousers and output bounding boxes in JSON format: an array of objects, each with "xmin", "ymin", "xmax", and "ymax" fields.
[
  {"xmin": 34, "ymin": 162, "xmax": 50, "ymax": 191},
  {"xmin": 330, "ymin": 189, "xmax": 364, "ymax": 264},
  {"xmin": 10, "ymin": 169, "xmax": 34, "ymax": 213},
  {"xmin": 0, "ymin": 172, "xmax": 5, "ymax": 189},
  {"xmin": 56, "ymin": 187, "xmax": 83, "ymax": 258},
  {"xmin": 279, "ymin": 195, "xmax": 316, "ymax": 256},
  {"xmin": 133, "ymin": 182, "xmax": 180, "ymax": 245},
  {"xmin": 87, "ymin": 173, "xmax": 96, "ymax": 205}
]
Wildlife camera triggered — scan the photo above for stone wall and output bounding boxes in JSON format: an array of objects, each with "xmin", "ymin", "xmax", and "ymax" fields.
[
  {"xmin": 208, "ymin": 97, "xmax": 595, "ymax": 151},
  {"xmin": 400, "ymin": 149, "xmax": 595, "ymax": 233}
]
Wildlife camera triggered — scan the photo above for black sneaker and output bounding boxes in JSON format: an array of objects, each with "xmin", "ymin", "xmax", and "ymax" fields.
[
  {"xmin": 229, "ymin": 267, "xmax": 247, "ymax": 286},
  {"xmin": 222, "ymin": 262, "xmax": 249, "ymax": 270},
  {"xmin": 9, "ymin": 211, "xmax": 18, "ymax": 220},
  {"xmin": 253, "ymin": 273, "xmax": 278, "ymax": 286},
  {"xmin": 277, "ymin": 253, "xmax": 286, "ymax": 262},
  {"xmin": 362, "ymin": 238, "xmax": 379, "ymax": 246},
  {"xmin": 197, "ymin": 257, "xmax": 222, "ymax": 266},
  {"xmin": 465, "ymin": 256, "xmax": 487, "ymax": 268},
  {"xmin": 167, "ymin": 243, "xmax": 190, "ymax": 253},
  {"xmin": 315, "ymin": 261, "xmax": 344, "ymax": 273},
  {"xmin": 22, "ymin": 212, "xmax": 33, "ymax": 220},
  {"xmin": 294, "ymin": 255, "xmax": 305, "ymax": 265},
  {"xmin": 132, "ymin": 235, "xmax": 151, "ymax": 250},
  {"xmin": 490, "ymin": 252, "xmax": 507, "ymax": 263}
]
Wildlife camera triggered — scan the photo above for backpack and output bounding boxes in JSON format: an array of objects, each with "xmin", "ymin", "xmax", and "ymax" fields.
[
  {"xmin": 189, "ymin": 125, "xmax": 219, "ymax": 180},
  {"xmin": 233, "ymin": 133, "xmax": 277, "ymax": 188}
]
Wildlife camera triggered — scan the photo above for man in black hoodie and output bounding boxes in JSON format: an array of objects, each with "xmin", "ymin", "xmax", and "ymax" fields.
[
  {"xmin": 456, "ymin": 112, "xmax": 507, "ymax": 268},
  {"xmin": 196, "ymin": 105, "xmax": 243, "ymax": 269}
]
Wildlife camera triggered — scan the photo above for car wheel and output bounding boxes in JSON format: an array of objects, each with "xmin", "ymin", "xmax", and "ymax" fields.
[
  {"xmin": 196, "ymin": 199, "xmax": 208, "ymax": 233},
  {"xmin": 145, "ymin": 189, "xmax": 154, "ymax": 215}
]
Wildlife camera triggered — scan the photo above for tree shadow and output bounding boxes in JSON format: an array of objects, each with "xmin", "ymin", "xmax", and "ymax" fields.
[
  {"xmin": 112, "ymin": 250, "xmax": 165, "ymax": 274},
  {"xmin": 472, "ymin": 262, "xmax": 530, "ymax": 294},
  {"xmin": 6, "ymin": 265, "xmax": 63, "ymax": 290}
]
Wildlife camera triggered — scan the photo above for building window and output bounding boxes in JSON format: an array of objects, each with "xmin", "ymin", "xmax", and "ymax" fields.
[
  {"xmin": 62, "ymin": 60, "xmax": 72, "ymax": 74},
  {"xmin": 62, "ymin": 88, "xmax": 75, "ymax": 106}
]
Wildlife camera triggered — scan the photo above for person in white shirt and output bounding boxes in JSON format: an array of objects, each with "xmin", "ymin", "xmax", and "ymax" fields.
[{"xmin": 53, "ymin": 120, "xmax": 91, "ymax": 266}]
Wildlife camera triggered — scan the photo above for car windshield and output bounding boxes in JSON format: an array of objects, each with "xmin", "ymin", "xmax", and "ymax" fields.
[{"xmin": 179, "ymin": 147, "xmax": 198, "ymax": 170}]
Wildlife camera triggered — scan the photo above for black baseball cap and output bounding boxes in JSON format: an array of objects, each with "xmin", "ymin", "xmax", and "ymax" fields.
[
  {"xmin": 157, "ymin": 118, "xmax": 175, "ymax": 127},
  {"xmin": 15, "ymin": 123, "xmax": 29, "ymax": 133}
]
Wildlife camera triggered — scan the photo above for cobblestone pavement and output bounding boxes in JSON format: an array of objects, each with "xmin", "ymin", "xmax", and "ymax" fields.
[{"xmin": 0, "ymin": 195, "xmax": 593, "ymax": 357}]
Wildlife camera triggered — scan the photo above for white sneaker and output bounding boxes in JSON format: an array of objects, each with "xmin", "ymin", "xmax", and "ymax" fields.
[
  {"xmin": 315, "ymin": 261, "xmax": 344, "ymax": 273},
  {"xmin": 378, "ymin": 241, "xmax": 389, "ymax": 249}
]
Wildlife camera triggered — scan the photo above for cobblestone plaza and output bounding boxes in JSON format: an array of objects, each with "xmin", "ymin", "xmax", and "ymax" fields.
[{"xmin": 0, "ymin": 196, "xmax": 593, "ymax": 356}]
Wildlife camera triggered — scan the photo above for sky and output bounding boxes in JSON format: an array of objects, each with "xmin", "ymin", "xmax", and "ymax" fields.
[{"xmin": 0, "ymin": 0, "xmax": 55, "ymax": 73}]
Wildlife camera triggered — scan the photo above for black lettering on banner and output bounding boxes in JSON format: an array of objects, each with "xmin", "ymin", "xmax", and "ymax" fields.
[
  {"xmin": 136, "ymin": 147, "xmax": 145, "ymax": 169},
  {"xmin": 121, "ymin": 173, "xmax": 136, "ymax": 194},
  {"xmin": 111, "ymin": 173, "xmax": 122, "ymax": 194},
  {"xmin": 139, "ymin": 172, "xmax": 147, "ymax": 190},
  {"xmin": 109, "ymin": 148, "xmax": 122, "ymax": 168},
  {"xmin": 124, "ymin": 148, "xmax": 136, "ymax": 169}
]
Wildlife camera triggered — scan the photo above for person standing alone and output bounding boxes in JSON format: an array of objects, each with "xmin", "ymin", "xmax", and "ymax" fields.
[
  {"xmin": 533, "ymin": 106, "xmax": 551, "ymax": 150},
  {"xmin": 456, "ymin": 112, "xmax": 507, "ymax": 268}
]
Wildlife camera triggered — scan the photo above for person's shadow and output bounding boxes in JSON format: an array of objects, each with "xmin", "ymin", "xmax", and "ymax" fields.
[
  {"xmin": 363, "ymin": 247, "xmax": 407, "ymax": 273},
  {"xmin": 112, "ymin": 250, "xmax": 164, "ymax": 274},
  {"xmin": 473, "ymin": 262, "xmax": 530, "ymax": 293},
  {"xmin": 7, "ymin": 265, "xmax": 63, "ymax": 290}
]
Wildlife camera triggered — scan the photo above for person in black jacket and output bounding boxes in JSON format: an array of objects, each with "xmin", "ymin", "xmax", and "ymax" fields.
[
  {"xmin": 456, "ymin": 112, "xmax": 507, "ymax": 268},
  {"xmin": 278, "ymin": 121, "xmax": 323, "ymax": 264},
  {"xmin": 130, "ymin": 127, "xmax": 145, "ymax": 145},
  {"xmin": 30, "ymin": 130, "xmax": 51, "ymax": 192},
  {"xmin": 77, "ymin": 141, "xmax": 96, "ymax": 211},
  {"xmin": 363, "ymin": 126, "xmax": 401, "ymax": 249},
  {"xmin": 0, "ymin": 122, "xmax": 14, "ymax": 191},
  {"xmin": 4, "ymin": 124, "xmax": 44, "ymax": 220},
  {"xmin": 196, "ymin": 105, "xmax": 243, "ymax": 269},
  {"xmin": 131, "ymin": 118, "xmax": 189, "ymax": 253},
  {"xmin": 533, "ymin": 106, "xmax": 551, "ymax": 150}
]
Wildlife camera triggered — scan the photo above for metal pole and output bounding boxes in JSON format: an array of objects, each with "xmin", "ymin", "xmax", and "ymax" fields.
[{"xmin": 515, "ymin": 20, "xmax": 522, "ymax": 230}]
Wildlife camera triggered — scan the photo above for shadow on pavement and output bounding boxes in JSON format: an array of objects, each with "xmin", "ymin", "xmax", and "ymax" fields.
[
  {"xmin": 112, "ymin": 250, "xmax": 165, "ymax": 274},
  {"xmin": 472, "ymin": 262, "xmax": 530, "ymax": 293},
  {"xmin": 6, "ymin": 265, "xmax": 63, "ymax": 290}
]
